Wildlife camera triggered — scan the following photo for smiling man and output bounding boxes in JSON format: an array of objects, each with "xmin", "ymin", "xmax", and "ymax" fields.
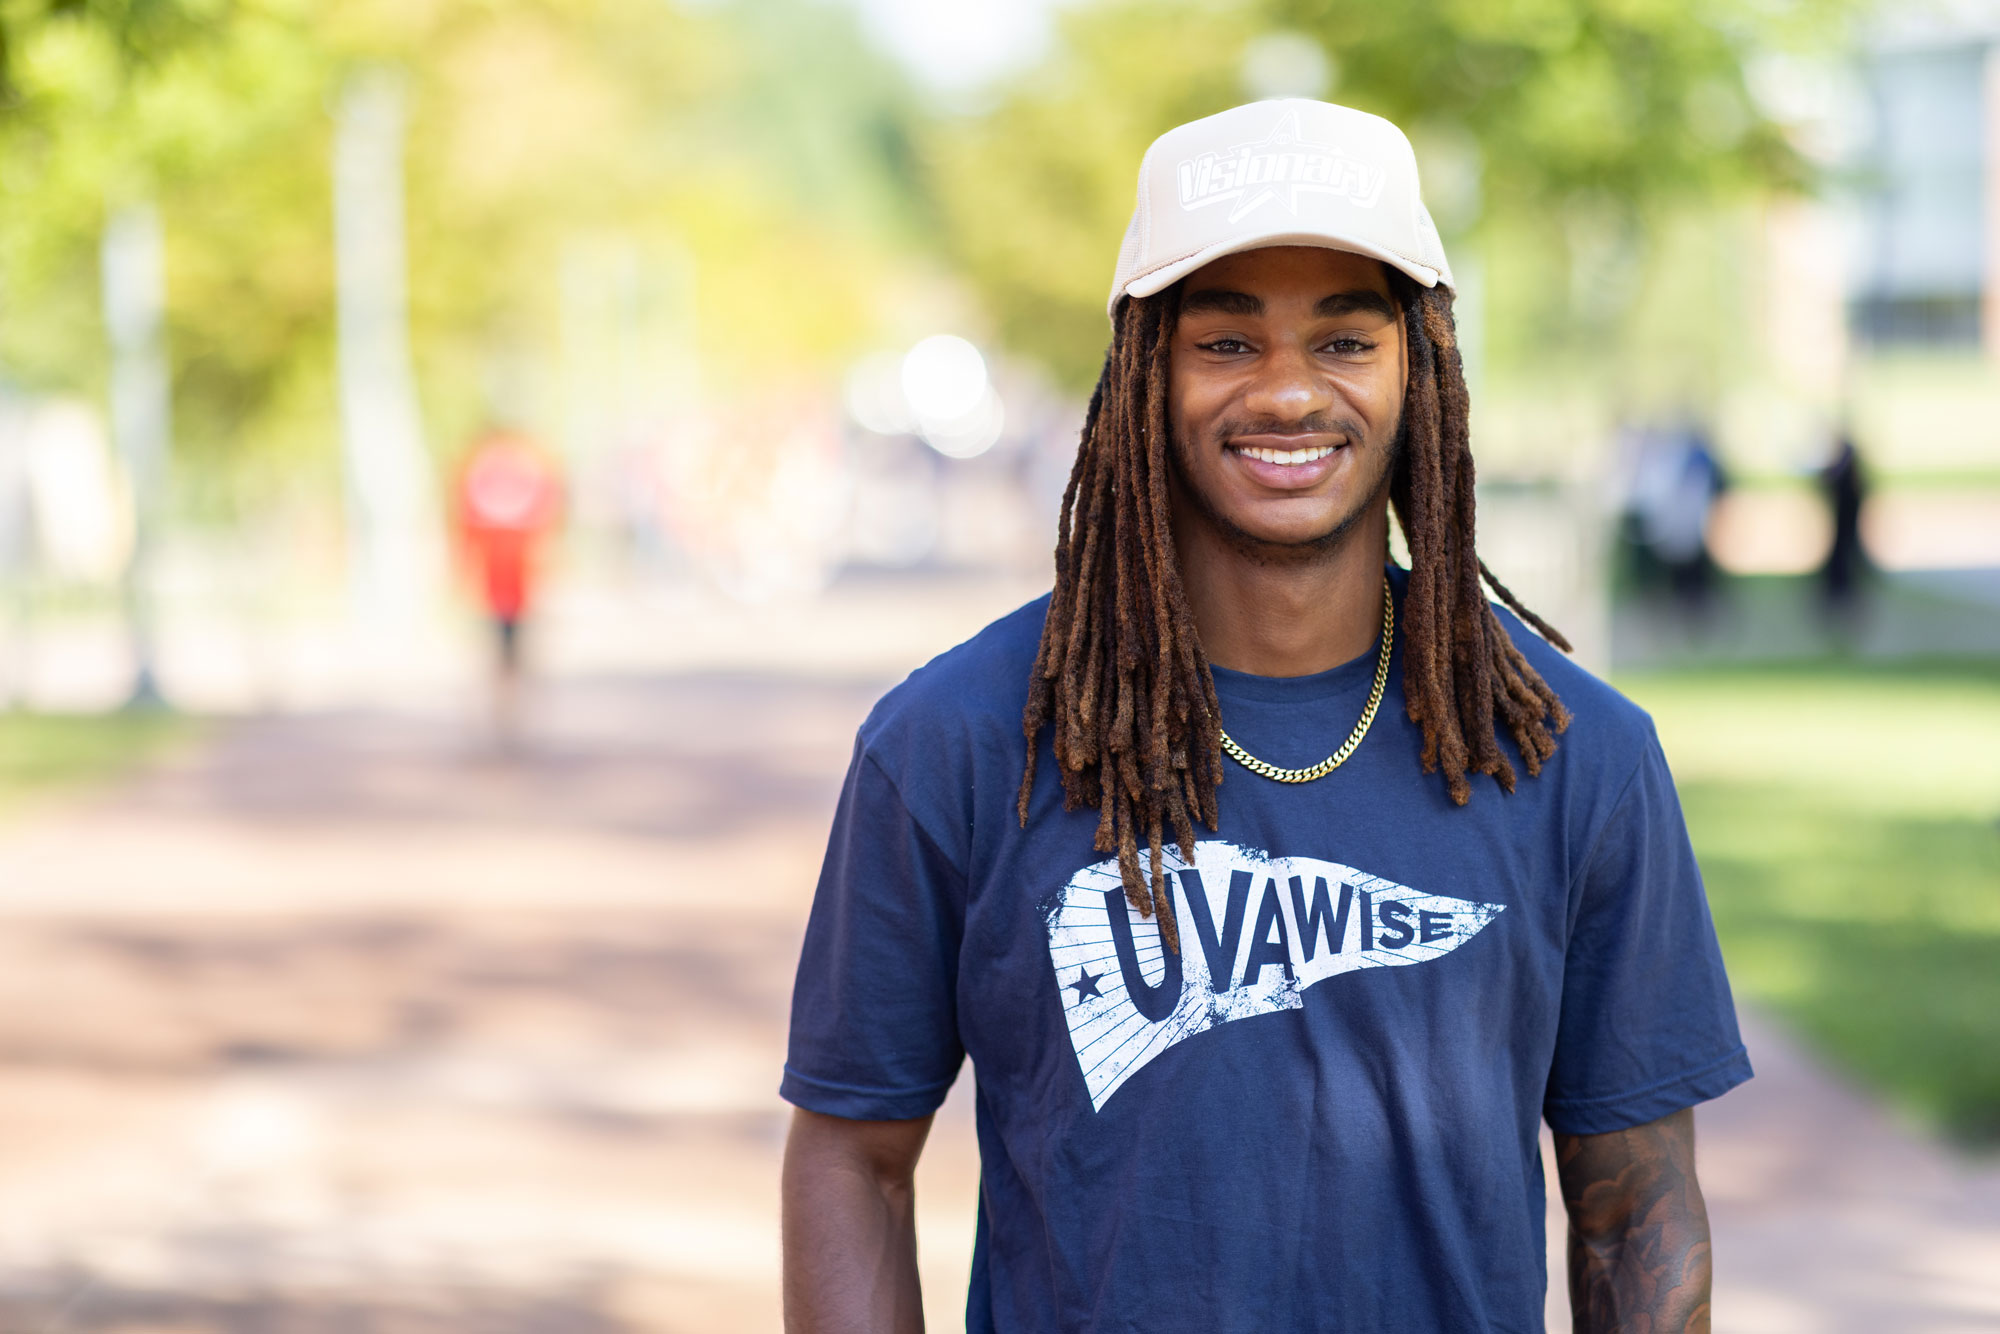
[{"xmin": 781, "ymin": 100, "xmax": 1751, "ymax": 1333}]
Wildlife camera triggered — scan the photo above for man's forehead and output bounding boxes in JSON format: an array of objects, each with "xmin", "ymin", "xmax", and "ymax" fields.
[
  {"xmin": 1183, "ymin": 244, "xmax": 1394, "ymax": 293},
  {"xmin": 1178, "ymin": 247, "xmax": 1399, "ymax": 321}
]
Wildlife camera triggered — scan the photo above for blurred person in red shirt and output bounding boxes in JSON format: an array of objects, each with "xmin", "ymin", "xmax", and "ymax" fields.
[{"xmin": 452, "ymin": 430, "xmax": 563, "ymax": 746}]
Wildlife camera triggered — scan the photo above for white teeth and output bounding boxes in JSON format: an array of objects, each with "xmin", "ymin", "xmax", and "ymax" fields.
[{"xmin": 1233, "ymin": 445, "xmax": 1337, "ymax": 466}]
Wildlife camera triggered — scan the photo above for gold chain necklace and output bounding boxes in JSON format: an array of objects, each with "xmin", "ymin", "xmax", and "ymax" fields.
[{"xmin": 1218, "ymin": 577, "xmax": 1395, "ymax": 784}]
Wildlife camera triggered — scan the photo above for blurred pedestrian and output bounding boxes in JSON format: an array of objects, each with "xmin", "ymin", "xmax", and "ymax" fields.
[
  {"xmin": 1626, "ymin": 416, "xmax": 1728, "ymax": 627},
  {"xmin": 452, "ymin": 430, "xmax": 562, "ymax": 748},
  {"xmin": 1818, "ymin": 426, "xmax": 1869, "ymax": 633},
  {"xmin": 781, "ymin": 100, "xmax": 1747, "ymax": 1333}
]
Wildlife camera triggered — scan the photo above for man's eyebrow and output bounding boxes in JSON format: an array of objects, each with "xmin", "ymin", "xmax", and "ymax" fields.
[
  {"xmin": 1179, "ymin": 288, "xmax": 1261, "ymax": 316},
  {"xmin": 1177, "ymin": 287, "xmax": 1398, "ymax": 320},
  {"xmin": 1315, "ymin": 290, "xmax": 1398, "ymax": 320}
]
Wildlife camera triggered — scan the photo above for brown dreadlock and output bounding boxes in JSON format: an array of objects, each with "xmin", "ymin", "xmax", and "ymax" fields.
[{"xmin": 1016, "ymin": 275, "xmax": 1572, "ymax": 950}]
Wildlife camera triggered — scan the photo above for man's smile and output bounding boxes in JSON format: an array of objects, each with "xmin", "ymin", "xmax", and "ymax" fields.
[
  {"xmin": 1226, "ymin": 442, "xmax": 1341, "ymax": 465},
  {"xmin": 1223, "ymin": 434, "xmax": 1349, "ymax": 488}
]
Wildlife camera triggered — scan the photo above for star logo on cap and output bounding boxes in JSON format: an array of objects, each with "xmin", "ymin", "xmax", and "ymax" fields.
[{"xmin": 1221, "ymin": 110, "xmax": 1328, "ymax": 221}]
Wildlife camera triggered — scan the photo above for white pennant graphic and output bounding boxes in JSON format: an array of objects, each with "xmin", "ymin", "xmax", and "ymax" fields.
[{"xmin": 1046, "ymin": 841, "xmax": 1504, "ymax": 1111}]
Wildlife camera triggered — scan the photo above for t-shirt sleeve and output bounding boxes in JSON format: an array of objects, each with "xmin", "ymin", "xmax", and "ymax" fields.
[
  {"xmin": 1543, "ymin": 730, "xmax": 1753, "ymax": 1135},
  {"xmin": 780, "ymin": 738, "xmax": 967, "ymax": 1121}
]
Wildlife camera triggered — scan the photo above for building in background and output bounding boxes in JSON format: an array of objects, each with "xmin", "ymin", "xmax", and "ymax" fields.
[
  {"xmin": 1850, "ymin": 19, "xmax": 1997, "ymax": 355},
  {"xmin": 1720, "ymin": 9, "xmax": 2000, "ymax": 582},
  {"xmin": 1842, "ymin": 11, "xmax": 2000, "ymax": 575}
]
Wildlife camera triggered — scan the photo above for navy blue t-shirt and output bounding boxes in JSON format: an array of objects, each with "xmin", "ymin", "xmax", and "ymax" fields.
[{"xmin": 782, "ymin": 566, "xmax": 1751, "ymax": 1333}]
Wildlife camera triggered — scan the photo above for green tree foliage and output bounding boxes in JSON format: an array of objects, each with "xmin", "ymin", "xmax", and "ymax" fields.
[
  {"xmin": 0, "ymin": 0, "xmax": 213, "ymax": 108},
  {"xmin": 1270, "ymin": 0, "xmax": 1809, "ymax": 205},
  {"xmin": 0, "ymin": 0, "xmax": 928, "ymax": 507},
  {"xmin": 925, "ymin": 0, "xmax": 1854, "ymax": 392}
]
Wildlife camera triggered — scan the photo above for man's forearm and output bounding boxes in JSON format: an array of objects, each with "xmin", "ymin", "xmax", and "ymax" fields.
[
  {"xmin": 782, "ymin": 1109, "xmax": 929, "ymax": 1334},
  {"xmin": 1556, "ymin": 1108, "xmax": 1712, "ymax": 1334}
]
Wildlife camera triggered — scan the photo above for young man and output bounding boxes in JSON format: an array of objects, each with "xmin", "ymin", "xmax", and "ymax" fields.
[{"xmin": 782, "ymin": 99, "xmax": 1750, "ymax": 1333}]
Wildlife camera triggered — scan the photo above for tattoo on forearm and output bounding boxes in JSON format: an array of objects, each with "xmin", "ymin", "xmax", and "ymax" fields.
[{"xmin": 1556, "ymin": 1108, "xmax": 1712, "ymax": 1334}]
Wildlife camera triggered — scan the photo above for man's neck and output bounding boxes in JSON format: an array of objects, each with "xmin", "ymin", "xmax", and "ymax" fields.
[{"xmin": 1174, "ymin": 502, "xmax": 1391, "ymax": 679}]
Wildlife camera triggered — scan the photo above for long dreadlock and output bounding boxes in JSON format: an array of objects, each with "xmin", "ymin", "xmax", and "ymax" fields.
[{"xmin": 1016, "ymin": 275, "xmax": 1572, "ymax": 950}]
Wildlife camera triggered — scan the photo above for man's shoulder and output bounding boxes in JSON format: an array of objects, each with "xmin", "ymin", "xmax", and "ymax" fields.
[{"xmin": 857, "ymin": 592, "xmax": 1051, "ymax": 763}]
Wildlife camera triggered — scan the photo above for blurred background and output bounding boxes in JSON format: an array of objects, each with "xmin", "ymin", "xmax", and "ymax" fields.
[{"xmin": 0, "ymin": 0, "xmax": 1995, "ymax": 1329}]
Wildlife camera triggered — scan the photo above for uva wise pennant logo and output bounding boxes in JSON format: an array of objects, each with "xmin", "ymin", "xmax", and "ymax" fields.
[{"xmin": 1046, "ymin": 841, "xmax": 1504, "ymax": 1111}]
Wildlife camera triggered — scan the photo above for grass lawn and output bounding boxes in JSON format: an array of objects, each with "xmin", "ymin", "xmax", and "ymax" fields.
[
  {"xmin": 1618, "ymin": 658, "xmax": 2000, "ymax": 1146},
  {"xmin": 0, "ymin": 710, "xmax": 198, "ymax": 814}
]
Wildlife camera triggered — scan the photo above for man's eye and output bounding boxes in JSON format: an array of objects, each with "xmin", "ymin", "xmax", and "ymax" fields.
[
  {"xmin": 1199, "ymin": 338, "xmax": 1251, "ymax": 354},
  {"xmin": 1325, "ymin": 337, "xmax": 1373, "ymax": 354}
]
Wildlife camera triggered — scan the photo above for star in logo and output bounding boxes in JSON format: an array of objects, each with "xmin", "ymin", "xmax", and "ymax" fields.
[
  {"xmin": 1225, "ymin": 112, "xmax": 1334, "ymax": 223},
  {"xmin": 1068, "ymin": 967, "xmax": 1104, "ymax": 1002}
]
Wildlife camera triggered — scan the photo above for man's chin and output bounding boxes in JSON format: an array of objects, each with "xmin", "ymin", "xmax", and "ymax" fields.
[{"xmin": 1209, "ymin": 503, "xmax": 1375, "ymax": 563}]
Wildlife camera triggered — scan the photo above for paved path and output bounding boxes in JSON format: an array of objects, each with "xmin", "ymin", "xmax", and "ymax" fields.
[
  {"xmin": 0, "ymin": 634, "xmax": 1994, "ymax": 1330},
  {"xmin": 0, "ymin": 673, "xmax": 893, "ymax": 1332},
  {"xmin": 1685, "ymin": 1011, "xmax": 2000, "ymax": 1333}
]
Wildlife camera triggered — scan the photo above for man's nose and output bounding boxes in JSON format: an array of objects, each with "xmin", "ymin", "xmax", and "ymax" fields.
[{"xmin": 1242, "ymin": 342, "xmax": 1333, "ymax": 424}]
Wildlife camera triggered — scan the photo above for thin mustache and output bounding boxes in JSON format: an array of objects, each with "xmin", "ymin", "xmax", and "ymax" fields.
[{"xmin": 1214, "ymin": 416, "xmax": 1360, "ymax": 442}]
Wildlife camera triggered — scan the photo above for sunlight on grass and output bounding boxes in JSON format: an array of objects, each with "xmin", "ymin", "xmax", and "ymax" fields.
[
  {"xmin": 1621, "ymin": 661, "xmax": 2000, "ymax": 1145},
  {"xmin": 1626, "ymin": 660, "xmax": 2000, "ymax": 819},
  {"xmin": 0, "ymin": 711, "xmax": 197, "ymax": 813}
]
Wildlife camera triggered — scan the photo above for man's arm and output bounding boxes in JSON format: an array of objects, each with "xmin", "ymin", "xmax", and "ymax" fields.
[
  {"xmin": 1555, "ymin": 1107, "xmax": 1712, "ymax": 1334},
  {"xmin": 782, "ymin": 1107, "xmax": 933, "ymax": 1334}
]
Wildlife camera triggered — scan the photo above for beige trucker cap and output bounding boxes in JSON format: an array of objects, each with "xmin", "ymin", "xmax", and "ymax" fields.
[{"xmin": 1108, "ymin": 98, "xmax": 1453, "ymax": 318}]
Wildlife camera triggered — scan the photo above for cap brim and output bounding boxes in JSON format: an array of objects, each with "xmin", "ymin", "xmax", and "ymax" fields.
[{"xmin": 1115, "ymin": 231, "xmax": 1447, "ymax": 319}]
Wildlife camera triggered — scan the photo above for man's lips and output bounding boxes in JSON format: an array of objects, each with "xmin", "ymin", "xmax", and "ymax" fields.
[{"xmin": 1224, "ymin": 434, "xmax": 1348, "ymax": 488}]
